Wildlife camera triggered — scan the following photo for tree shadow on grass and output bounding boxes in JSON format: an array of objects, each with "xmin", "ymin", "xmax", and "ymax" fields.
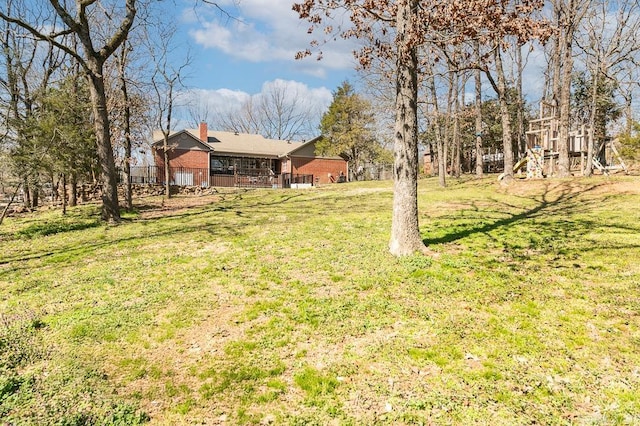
[
  {"xmin": 422, "ymin": 180, "xmax": 637, "ymax": 247},
  {"xmin": 0, "ymin": 210, "xmax": 242, "ymax": 275},
  {"xmin": 16, "ymin": 220, "xmax": 102, "ymax": 238},
  {"xmin": 0, "ymin": 190, "xmax": 309, "ymax": 274}
]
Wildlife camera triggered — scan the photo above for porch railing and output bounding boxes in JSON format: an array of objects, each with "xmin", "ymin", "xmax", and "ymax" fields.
[{"xmin": 119, "ymin": 166, "xmax": 313, "ymax": 189}]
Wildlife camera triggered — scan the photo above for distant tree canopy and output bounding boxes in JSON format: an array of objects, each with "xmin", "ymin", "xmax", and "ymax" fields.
[
  {"xmin": 214, "ymin": 80, "xmax": 321, "ymax": 141},
  {"xmin": 619, "ymin": 121, "xmax": 640, "ymax": 162},
  {"xmin": 572, "ymin": 71, "xmax": 622, "ymax": 144},
  {"xmin": 36, "ymin": 77, "xmax": 98, "ymax": 186},
  {"xmin": 9, "ymin": 74, "xmax": 97, "ymax": 207},
  {"xmin": 420, "ymin": 89, "xmax": 530, "ymax": 175},
  {"xmin": 317, "ymin": 81, "xmax": 388, "ymax": 181}
]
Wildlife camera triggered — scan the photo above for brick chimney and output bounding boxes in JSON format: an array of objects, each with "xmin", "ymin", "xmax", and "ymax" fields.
[{"xmin": 199, "ymin": 122, "xmax": 208, "ymax": 142}]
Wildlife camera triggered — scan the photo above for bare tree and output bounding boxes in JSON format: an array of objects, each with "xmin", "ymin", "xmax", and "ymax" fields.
[
  {"xmin": 576, "ymin": 0, "xmax": 640, "ymax": 176},
  {"xmin": 387, "ymin": 0, "xmax": 426, "ymax": 254},
  {"xmin": 490, "ymin": 44, "xmax": 517, "ymax": 181},
  {"xmin": 295, "ymin": 0, "xmax": 549, "ymax": 255},
  {"xmin": 295, "ymin": 0, "xmax": 431, "ymax": 255},
  {"xmin": 105, "ymin": 21, "xmax": 153, "ymax": 208},
  {"xmin": 474, "ymin": 41, "xmax": 484, "ymax": 177},
  {"xmin": 426, "ymin": 59, "xmax": 447, "ymax": 188},
  {"xmin": 145, "ymin": 22, "xmax": 191, "ymax": 199},
  {"xmin": 618, "ymin": 66, "xmax": 640, "ymax": 137},
  {"xmin": 215, "ymin": 81, "xmax": 321, "ymax": 140},
  {"xmin": 1, "ymin": 0, "xmax": 66, "ymax": 208},
  {"xmin": 184, "ymin": 90, "xmax": 215, "ymax": 129},
  {"xmin": 1, "ymin": 0, "xmax": 137, "ymax": 223},
  {"xmin": 115, "ymin": 40, "xmax": 134, "ymax": 209},
  {"xmin": 359, "ymin": 55, "xmax": 396, "ymax": 137},
  {"xmin": 510, "ymin": 42, "xmax": 528, "ymax": 159},
  {"xmin": 547, "ymin": 0, "xmax": 592, "ymax": 177}
]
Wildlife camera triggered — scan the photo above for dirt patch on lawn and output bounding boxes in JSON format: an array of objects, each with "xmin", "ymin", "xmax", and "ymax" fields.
[
  {"xmin": 135, "ymin": 194, "xmax": 222, "ymax": 220},
  {"xmin": 112, "ymin": 291, "xmax": 250, "ymax": 423}
]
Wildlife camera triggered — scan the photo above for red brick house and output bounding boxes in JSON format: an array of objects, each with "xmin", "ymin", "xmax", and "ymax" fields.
[
  {"xmin": 152, "ymin": 123, "xmax": 348, "ymax": 187},
  {"xmin": 283, "ymin": 138, "xmax": 348, "ymax": 184}
]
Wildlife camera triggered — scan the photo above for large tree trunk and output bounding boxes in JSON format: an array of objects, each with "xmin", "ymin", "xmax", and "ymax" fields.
[
  {"xmin": 119, "ymin": 42, "xmax": 133, "ymax": 210},
  {"xmin": 70, "ymin": 172, "xmax": 77, "ymax": 207},
  {"xmin": 624, "ymin": 93, "xmax": 633, "ymax": 135},
  {"xmin": 389, "ymin": 0, "xmax": 426, "ymax": 256},
  {"xmin": 547, "ymin": 5, "xmax": 563, "ymax": 177},
  {"xmin": 557, "ymin": 33, "xmax": 573, "ymax": 178},
  {"xmin": 162, "ymin": 83, "xmax": 174, "ymax": 199},
  {"xmin": 61, "ymin": 173, "xmax": 67, "ymax": 215},
  {"xmin": 475, "ymin": 57, "xmax": 484, "ymax": 177},
  {"xmin": 163, "ymin": 137, "xmax": 171, "ymax": 198},
  {"xmin": 515, "ymin": 45, "xmax": 526, "ymax": 159},
  {"xmin": 444, "ymin": 75, "xmax": 453, "ymax": 177},
  {"xmin": 554, "ymin": 0, "xmax": 589, "ymax": 178},
  {"xmin": 436, "ymin": 125, "xmax": 446, "ymax": 187},
  {"xmin": 452, "ymin": 70, "xmax": 461, "ymax": 178},
  {"xmin": 23, "ymin": 178, "xmax": 31, "ymax": 208},
  {"xmin": 549, "ymin": 6, "xmax": 562, "ymax": 104},
  {"xmin": 87, "ymin": 61, "xmax": 121, "ymax": 223},
  {"xmin": 495, "ymin": 48, "xmax": 514, "ymax": 181}
]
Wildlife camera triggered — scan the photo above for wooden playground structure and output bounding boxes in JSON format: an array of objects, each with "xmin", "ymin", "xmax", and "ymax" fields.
[{"xmin": 520, "ymin": 100, "xmax": 627, "ymax": 178}]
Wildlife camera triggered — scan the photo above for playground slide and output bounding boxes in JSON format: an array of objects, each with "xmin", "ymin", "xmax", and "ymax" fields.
[
  {"xmin": 513, "ymin": 157, "xmax": 528, "ymax": 172},
  {"xmin": 498, "ymin": 157, "xmax": 528, "ymax": 181}
]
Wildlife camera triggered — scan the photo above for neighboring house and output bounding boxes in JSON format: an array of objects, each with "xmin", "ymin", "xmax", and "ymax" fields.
[{"xmin": 152, "ymin": 123, "xmax": 348, "ymax": 187}]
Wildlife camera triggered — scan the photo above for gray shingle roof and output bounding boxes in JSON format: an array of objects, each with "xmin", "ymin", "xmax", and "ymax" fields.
[
  {"xmin": 153, "ymin": 129, "xmax": 317, "ymax": 158},
  {"xmin": 152, "ymin": 129, "xmax": 333, "ymax": 159}
]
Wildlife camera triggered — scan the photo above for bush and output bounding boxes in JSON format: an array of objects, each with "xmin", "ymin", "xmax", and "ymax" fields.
[{"xmin": 619, "ymin": 122, "xmax": 640, "ymax": 163}]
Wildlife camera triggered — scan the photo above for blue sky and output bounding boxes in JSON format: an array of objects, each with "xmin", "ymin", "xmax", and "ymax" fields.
[
  {"xmin": 162, "ymin": 0, "xmax": 360, "ymax": 125},
  {"xmin": 156, "ymin": 1, "xmax": 575, "ymax": 132}
]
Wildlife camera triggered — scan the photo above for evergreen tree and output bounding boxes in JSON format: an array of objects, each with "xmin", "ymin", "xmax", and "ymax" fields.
[
  {"xmin": 572, "ymin": 71, "xmax": 621, "ymax": 145},
  {"xmin": 45, "ymin": 76, "xmax": 97, "ymax": 195},
  {"xmin": 317, "ymin": 81, "xmax": 377, "ymax": 181},
  {"xmin": 17, "ymin": 75, "xmax": 97, "ymax": 208},
  {"xmin": 619, "ymin": 121, "xmax": 640, "ymax": 163}
]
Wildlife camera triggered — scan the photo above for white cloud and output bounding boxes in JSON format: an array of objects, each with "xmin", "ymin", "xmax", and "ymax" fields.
[
  {"xmin": 190, "ymin": 20, "xmax": 272, "ymax": 62},
  {"xmin": 175, "ymin": 79, "xmax": 332, "ymax": 132},
  {"xmin": 256, "ymin": 79, "xmax": 332, "ymax": 110},
  {"xmin": 186, "ymin": 0, "xmax": 358, "ymax": 74},
  {"xmin": 190, "ymin": 87, "xmax": 250, "ymax": 111}
]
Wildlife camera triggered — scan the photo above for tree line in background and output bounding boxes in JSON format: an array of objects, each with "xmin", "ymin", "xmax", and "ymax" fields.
[
  {"xmin": 347, "ymin": 0, "xmax": 640, "ymax": 185},
  {"xmin": 295, "ymin": 0, "xmax": 640, "ymax": 255},
  {"xmin": 1, "ymin": 0, "xmax": 155, "ymax": 223},
  {"xmin": 2, "ymin": 0, "xmax": 640, "ymax": 254},
  {"xmin": 0, "ymin": 0, "xmax": 338, "ymax": 224}
]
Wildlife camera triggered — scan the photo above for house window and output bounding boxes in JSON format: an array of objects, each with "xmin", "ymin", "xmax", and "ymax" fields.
[
  {"xmin": 211, "ymin": 156, "xmax": 278, "ymax": 175},
  {"xmin": 211, "ymin": 158, "xmax": 224, "ymax": 170},
  {"xmin": 211, "ymin": 156, "xmax": 232, "ymax": 174}
]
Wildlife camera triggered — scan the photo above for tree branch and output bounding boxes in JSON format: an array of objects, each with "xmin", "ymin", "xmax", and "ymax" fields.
[
  {"xmin": 99, "ymin": 0, "xmax": 137, "ymax": 60},
  {"xmin": 0, "ymin": 9, "xmax": 86, "ymax": 68}
]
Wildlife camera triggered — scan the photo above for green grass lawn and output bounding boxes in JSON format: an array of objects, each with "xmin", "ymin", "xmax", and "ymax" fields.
[{"xmin": 1, "ymin": 176, "xmax": 639, "ymax": 425}]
